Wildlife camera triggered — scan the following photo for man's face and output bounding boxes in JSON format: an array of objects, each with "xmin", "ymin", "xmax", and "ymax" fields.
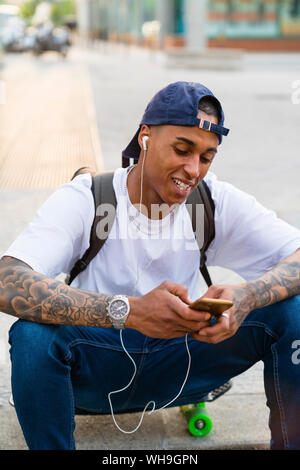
[{"xmin": 140, "ymin": 113, "xmax": 219, "ymax": 206}]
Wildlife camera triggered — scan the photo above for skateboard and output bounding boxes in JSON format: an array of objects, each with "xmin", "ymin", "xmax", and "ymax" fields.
[
  {"xmin": 9, "ymin": 380, "xmax": 232, "ymax": 438},
  {"xmin": 74, "ymin": 380, "xmax": 232, "ymax": 437},
  {"xmin": 180, "ymin": 380, "xmax": 232, "ymax": 437}
]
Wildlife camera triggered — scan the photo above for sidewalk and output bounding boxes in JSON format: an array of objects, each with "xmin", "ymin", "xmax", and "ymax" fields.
[
  {"xmin": 0, "ymin": 52, "xmax": 103, "ymax": 188},
  {"xmin": 1, "ymin": 42, "xmax": 300, "ymax": 450}
]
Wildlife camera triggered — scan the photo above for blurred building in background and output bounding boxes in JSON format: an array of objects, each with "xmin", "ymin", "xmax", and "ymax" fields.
[{"xmin": 75, "ymin": 0, "xmax": 300, "ymax": 51}]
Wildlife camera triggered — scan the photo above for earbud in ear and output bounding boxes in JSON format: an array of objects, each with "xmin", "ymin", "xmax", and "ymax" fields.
[{"xmin": 142, "ymin": 136, "xmax": 149, "ymax": 151}]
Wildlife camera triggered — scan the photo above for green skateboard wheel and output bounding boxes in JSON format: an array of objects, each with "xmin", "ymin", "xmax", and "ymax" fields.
[{"xmin": 181, "ymin": 402, "xmax": 213, "ymax": 437}]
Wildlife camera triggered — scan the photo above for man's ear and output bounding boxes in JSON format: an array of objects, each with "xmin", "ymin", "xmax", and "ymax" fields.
[{"xmin": 138, "ymin": 124, "xmax": 151, "ymax": 150}]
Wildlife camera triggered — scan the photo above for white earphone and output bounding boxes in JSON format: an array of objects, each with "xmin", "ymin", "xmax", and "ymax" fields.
[
  {"xmin": 107, "ymin": 129, "xmax": 191, "ymax": 435},
  {"xmin": 142, "ymin": 135, "xmax": 149, "ymax": 151}
]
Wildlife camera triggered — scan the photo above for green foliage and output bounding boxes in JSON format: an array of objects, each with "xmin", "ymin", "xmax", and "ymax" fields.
[
  {"xmin": 19, "ymin": 0, "xmax": 39, "ymax": 20},
  {"xmin": 51, "ymin": 0, "xmax": 76, "ymax": 26},
  {"xmin": 18, "ymin": 0, "xmax": 76, "ymax": 25},
  {"xmin": 143, "ymin": 0, "xmax": 157, "ymax": 21}
]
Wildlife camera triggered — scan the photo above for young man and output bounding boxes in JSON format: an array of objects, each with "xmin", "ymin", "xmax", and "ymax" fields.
[{"xmin": 0, "ymin": 81, "xmax": 300, "ymax": 450}]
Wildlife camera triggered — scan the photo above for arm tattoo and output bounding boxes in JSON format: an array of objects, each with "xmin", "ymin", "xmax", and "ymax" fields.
[
  {"xmin": 0, "ymin": 256, "xmax": 113, "ymax": 327},
  {"xmin": 244, "ymin": 249, "xmax": 300, "ymax": 311}
]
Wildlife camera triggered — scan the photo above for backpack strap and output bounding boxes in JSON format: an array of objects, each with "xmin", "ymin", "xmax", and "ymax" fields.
[
  {"xmin": 66, "ymin": 171, "xmax": 116, "ymax": 285},
  {"xmin": 186, "ymin": 180, "xmax": 215, "ymax": 287}
]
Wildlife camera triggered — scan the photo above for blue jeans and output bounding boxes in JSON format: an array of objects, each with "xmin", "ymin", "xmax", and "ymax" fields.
[{"xmin": 8, "ymin": 295, "xmax": 300, "ymax": 450}]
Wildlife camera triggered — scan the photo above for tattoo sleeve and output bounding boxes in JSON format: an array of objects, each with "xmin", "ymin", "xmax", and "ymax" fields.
[
  {"xmin": 0, "ymin": 256, "xmax": 113, "ymax": 327},
  {"xmin": 243, "ymin": 248, "xmax": 300, "ymax": 311}
]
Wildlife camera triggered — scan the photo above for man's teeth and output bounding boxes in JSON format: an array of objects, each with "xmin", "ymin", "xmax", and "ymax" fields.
[{"xmin": 173, "ymin": 178, "xmax": 190, "ymax": 190}]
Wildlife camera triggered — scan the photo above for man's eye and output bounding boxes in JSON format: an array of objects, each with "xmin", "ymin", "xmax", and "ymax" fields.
[
  {"xmin": 174, "ymin": 148, "xmax": 189, "ymax": 156},
  {"xmin": 200, "ymin": 156, "xmax": 212, "ymax": 164}
]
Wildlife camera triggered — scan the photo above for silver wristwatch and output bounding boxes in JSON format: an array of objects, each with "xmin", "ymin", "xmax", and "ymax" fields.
[{"xmin": 107, "ymin": 295, "xmax": 130, "ymax": 329}]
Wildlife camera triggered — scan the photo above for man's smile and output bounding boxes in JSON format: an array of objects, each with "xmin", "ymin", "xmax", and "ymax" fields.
[{"xmin": 171, "ymin": 177, "xmax": 194, "ymax": 196}]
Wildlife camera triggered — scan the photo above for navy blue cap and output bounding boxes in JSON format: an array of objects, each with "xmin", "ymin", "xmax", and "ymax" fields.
[{"xmin": 122, "ymin": 81, "xmax": 229, "ymax": 165}]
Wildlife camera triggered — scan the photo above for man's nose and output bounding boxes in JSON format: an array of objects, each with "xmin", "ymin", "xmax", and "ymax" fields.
[{"xmin": 184, "ymin": 154, "xmax": 200, "ymax": 179}]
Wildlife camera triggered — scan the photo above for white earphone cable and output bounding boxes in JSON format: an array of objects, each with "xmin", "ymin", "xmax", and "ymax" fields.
[
  {"xmin": 107, "ymin": 144, "xmax": 191, "ymax": 434},
  {"xmin": 107, "ymin": 330, "xmax": 191, "ymax": 434}
]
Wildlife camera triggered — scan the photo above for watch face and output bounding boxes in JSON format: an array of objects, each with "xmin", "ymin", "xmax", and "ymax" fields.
[{"xmin": 110, "ymin": 299, "xmax": 128, "ymax": 320}]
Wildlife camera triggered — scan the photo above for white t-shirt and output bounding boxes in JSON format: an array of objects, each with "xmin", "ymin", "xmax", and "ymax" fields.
[{"xmin": 3, "ymin": 168, "xmax": 300, "ymax": 301}]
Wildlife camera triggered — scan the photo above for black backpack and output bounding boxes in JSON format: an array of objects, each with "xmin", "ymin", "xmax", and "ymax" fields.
[{"xmin": 66, "ymin": 167, "xmax": 215, "ymax": 288}]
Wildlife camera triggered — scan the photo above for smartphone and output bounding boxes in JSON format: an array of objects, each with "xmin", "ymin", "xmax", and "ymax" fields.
[{"xmin": 189, "ymin": 297, "xmax": 233, "ymax": 317}]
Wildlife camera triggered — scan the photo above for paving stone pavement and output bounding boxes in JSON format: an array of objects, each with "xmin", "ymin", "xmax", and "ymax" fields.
[
  {"xmin": 0, "ymin": 42, "xmax": 300, "ymax": 450},
  {"xmin": 0, "ymin": 52, "xmax": 103, "ymax": 188}
]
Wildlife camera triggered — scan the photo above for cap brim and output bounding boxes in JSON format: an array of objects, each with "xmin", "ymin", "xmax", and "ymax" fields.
[{"xmin": 122, "ymin": 127, "xmax": 141, "ymax": 162}]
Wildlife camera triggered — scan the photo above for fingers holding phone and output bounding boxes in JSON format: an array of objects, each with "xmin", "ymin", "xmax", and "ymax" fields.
[
  {"xmin": 189, "ymin": 297, "xmax": 233, "ymax": 317},
  {"xmin": 188, "ymin": 296, "xmax": 234, "ymax": 343}
]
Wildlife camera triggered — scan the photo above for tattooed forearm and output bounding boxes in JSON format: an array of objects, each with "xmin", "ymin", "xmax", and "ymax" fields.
[
  {"xmin": 243, "ymin": 249, "xmax": 300, "ymax": 311},
  {"xmin": 0, "ymin": 256, "xmax": 113, "ymax": 327}
]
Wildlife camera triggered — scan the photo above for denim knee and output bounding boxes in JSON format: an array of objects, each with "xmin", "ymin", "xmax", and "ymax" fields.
[
  {"xmin": 272, "ymin": 295, "xmax": 300, "ymax": 328},
  {"xmin": 9, "ymin": 319, "xmax": 58, "ymax": 371},
  {"xmin": 251, "ymin": 294, "xmax": 300, "ymax": 339}
]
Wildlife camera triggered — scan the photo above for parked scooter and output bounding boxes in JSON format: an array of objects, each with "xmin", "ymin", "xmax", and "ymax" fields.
[
  {"xmin": 1, "ymin": 16, "xmax": 26, "ymax": 52},
  {"xmin": 31, "ymin": 22, "xmax": 71, "ymax": 57}
]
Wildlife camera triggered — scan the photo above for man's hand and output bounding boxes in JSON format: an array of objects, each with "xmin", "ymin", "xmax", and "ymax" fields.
[
  {"xmin": 189, "ymin": 283, "xmax": 252, "ymax": 344},
  {"xmin": 190, "ymin": 248, "xmax": 300, "ymax": 344},
  {"xmin": 127, "ymin": 281, "xmax": 211, "ymax": 339}
]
